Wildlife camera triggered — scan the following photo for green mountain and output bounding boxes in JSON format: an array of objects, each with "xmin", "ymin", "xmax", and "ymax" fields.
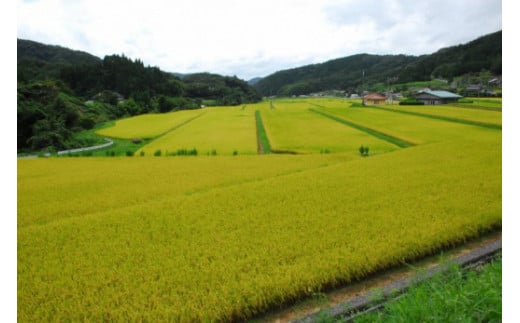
[
  {"xmin": 17, "ymin": 38, "xmax": 261, "ymax": 105},
  {"xmin": 254, "ymin": 30, "xmax": 501, "ymax": 96},
  {"xmin": 17, "ymin": 39, "xmax": 262, "ymax": 153},
  {"xmin": 17, "ymin": 39, "xmax": 102, "ymax": 82}
]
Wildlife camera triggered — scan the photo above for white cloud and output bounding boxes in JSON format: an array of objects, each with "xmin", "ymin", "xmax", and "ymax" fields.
[{"xmin": 17, "ymin": 0, "xmax": 501, "ymax": 80}]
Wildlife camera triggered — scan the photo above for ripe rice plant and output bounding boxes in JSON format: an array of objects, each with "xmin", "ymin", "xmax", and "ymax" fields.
[
  {"xmin": 258, "ymin": 101, "xmax": 398, "ymax": 154},
  {"xmin": 96, "ymin": 109, "xmax": 204, "ymax": 139},
  {"xmin": 18, "ymin": 135, "xmax": 501, "ymax": 321},
  {"xmin": 18, "ymin": 97, "xmax": 502, "ymax": 321},
  {"xmin": 18, "ymin": 153, "xmax": 354, "ymax": 228},
  {"xmin": 136, "ymin": 106, "xmax": 257, "ymax": 156},
  {"xmin": 378, "ymin": 104, "xmax": 502, "ymax": 128},
  {"xmin": 311, "ymin": 103, "xmax": 500, "ymax": 145}
]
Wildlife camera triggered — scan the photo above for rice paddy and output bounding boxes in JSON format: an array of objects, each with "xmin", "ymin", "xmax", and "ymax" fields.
[{"xmin": 18, "ymin": 97, "xmax": 502, "ymax": 321}]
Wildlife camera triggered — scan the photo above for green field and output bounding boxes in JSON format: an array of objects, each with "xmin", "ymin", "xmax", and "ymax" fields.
[
  {"xmin": 18, "ymin": 98, "xmax": 502, "ymax": 321},
  {"xmin": 456, "ymin": 97, "xmax": 503, "ymax": 110}
]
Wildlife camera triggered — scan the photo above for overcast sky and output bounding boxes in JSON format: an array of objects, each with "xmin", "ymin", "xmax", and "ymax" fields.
[{"xmin": 18, "ymin": 0, "xmax": 502, "ymax": 80}]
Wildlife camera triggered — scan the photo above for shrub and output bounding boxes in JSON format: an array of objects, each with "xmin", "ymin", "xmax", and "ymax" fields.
[
  {"xmin": 173, "ymin": 148, "xmax": 198, "ymax": 156},
  {"xmin": 359, "ymin": 145, "xmax": 369, "ymax": 157},
  {"xmin": 458, "ymin": 98, "xmax": 474, "ymax": 103},
  {"xmin": 399, "ymin": 99, "xmax": 424, "ymax": 106},
  {"xmin": 320, "ymin": 148, "xmax": 331, "ymax": 154},
  {"xmin": 79, "ymin": 116, "xmax": 96, "ymax": 130},
  {"xmin": 126, "ymin": 150, "xmax": 134, "ymax": 157},
  {"xmin": 153, "ymin": 149, "xmax": 162, "ymax": 157}
]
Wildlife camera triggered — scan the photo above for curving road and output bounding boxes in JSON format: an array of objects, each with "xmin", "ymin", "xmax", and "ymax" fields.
[{"xmin": 18, "ymin": 138, "xmax": 114, "ymax": 159}]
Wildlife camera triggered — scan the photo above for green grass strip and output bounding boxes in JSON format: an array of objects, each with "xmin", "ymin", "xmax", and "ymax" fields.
[
  {"xmin": 371, "ymin": 106, "xmax": 502, "ymax": 130},
  {"xmin": 451, "ymin": 104, "xmax": 502, "ymax": 112},
  {"xmin": 308, "ymin": 108, "xmax": 415, "ymax": 148},
  {"xmin": 353, "ymin": 256, "xmax": 502, "ymax": 323},
  {"xmin": 255, "ymin": 110, "xmax": 272, "ymax": 154}
]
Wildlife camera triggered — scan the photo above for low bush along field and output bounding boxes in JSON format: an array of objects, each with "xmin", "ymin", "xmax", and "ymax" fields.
[
  {"xmin": 136, "ymin": 106, "xmax": 257, "ymax": 156},
  {"xmin": 258, "ymin": 101, "xmax": 398, "ymax": 154},
  {"xmin": 18, "ymin": 123, "xmax": 501, "ymax": 321},
  {"xmin": 95, "ymin": 109, "xmax": 204, "ymax": 139}
]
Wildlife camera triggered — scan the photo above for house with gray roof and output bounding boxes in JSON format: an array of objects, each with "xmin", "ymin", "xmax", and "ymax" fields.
[{"xmin": 415, "ymin": 89, "xmax": 462, "ymax": 105}]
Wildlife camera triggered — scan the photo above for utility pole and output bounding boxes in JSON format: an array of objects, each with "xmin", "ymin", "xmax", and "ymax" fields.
[{"xmin": 362, "ymin": 69, "xmax": 365, "ymax": 106}]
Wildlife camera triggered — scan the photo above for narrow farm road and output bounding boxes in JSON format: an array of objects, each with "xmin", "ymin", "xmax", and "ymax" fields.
[{"xmin": 18, "ymin": 138, "xmax": 114, "ymax": 159}]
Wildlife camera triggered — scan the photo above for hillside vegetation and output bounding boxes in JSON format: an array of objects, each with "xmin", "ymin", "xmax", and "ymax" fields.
[
  {"xmin": 254, "ymin": 30, "xmax": 501, "ymax": 96},
  {"xmin": 17, "ymin": 39, "xmax": 262, "ymax": 153}
]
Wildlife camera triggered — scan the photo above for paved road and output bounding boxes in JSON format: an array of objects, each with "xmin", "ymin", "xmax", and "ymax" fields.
[{"xmin": 18, "ymin": 138, "xmax": 114, "ymax": 159}]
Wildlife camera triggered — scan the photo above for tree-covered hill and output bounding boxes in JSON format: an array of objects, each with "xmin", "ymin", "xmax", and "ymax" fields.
[
  {"xmin": 17, "ymin": 39, "xmax": 102, "ymax": 82},
  {"xmin": 17, "ymin": 39, "xmax": 102, "ymax": 65},
  {"xmin": 17, "ymin": 39, "xmax": 262, "ymax": 153},
  {"xmin": 183, "ymin": 73, "xmax": 262, "ymax": 105},
  {"xmin": 399, "ymin": 30, "xmax": 501, "ymax": 82},
  {"xmin": 254, "ymin": 30, "xmax": 501, "ymax": 96},
  {"xmin": 254, "ymin": 54, "xmax": 417, "ymax": 96}
]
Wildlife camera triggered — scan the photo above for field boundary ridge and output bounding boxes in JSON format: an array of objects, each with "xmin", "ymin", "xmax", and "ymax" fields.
[
  {"xmin": 308, "ymin": 108, "xmax": 416, "ymax": 148},
  {"xmin": 371, "ymin": 106, "xmax": 502, "ymax": 130}
]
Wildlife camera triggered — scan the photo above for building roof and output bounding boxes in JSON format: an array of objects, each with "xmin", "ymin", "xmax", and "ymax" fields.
[
  {"xmin": 363, "ymin": 93, "xmax": 386, "ymax": 100},
  {"xmin": 417, "ymin": 90, "xmax": 462, "ymax": 99}
]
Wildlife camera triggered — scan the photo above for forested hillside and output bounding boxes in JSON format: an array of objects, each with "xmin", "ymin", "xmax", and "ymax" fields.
[
  {"xmin": 17, "ymin": 39, "xmax": 101, "ymax": 82},
  {"xmin": 17, "ymin": 39, "xmax": 261, "ymax": 153},
  {"xmin": 254, "ymin": 30, "xmax": 501, "ymax": 96}
]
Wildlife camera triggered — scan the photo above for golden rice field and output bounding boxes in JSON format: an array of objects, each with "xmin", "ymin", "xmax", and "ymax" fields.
[
  {"xmin": 381, "ymin": 104, "xmax": 502, "ymax": 126},
  {"xmin": 136, "ymin": 106, "xmax": 257, "ymax": 156},
  {"xmin": 311, "ymin": 104, "xmax": 499, "ymax": 145},
  {"xmin": 96, "ymin": 109, "xmax": 205, "ymax": 139},
  {"xmin": 18, "ymin": 98, "xmax": 502, "ymax": 321},
  {"xmin": 259, "ymin": 101, "xmax": 398, "ymax": 154}
]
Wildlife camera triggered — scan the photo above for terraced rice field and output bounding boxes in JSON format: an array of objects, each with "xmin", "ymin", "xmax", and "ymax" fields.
[
  {"xmin": 310, "ymin": 104, "xmax": 499, "ymax": 145},
  {"xmin": 258, "ymin": 101, "xmax": 398, "ymax": 154},
  {"xmin": 96, "ymin": 109, "xmax": 205, "ymax": 139},
  {"xmin": 18, "ymin": 98, "xmax": 502, "ymax": 321},
  {"xmin": 377, "ymin": 105, "xmax": 502, "ymax": 128},
  {"xmin": 136, "ymin": 106, "xmax": 257, "ymax": 156}
]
